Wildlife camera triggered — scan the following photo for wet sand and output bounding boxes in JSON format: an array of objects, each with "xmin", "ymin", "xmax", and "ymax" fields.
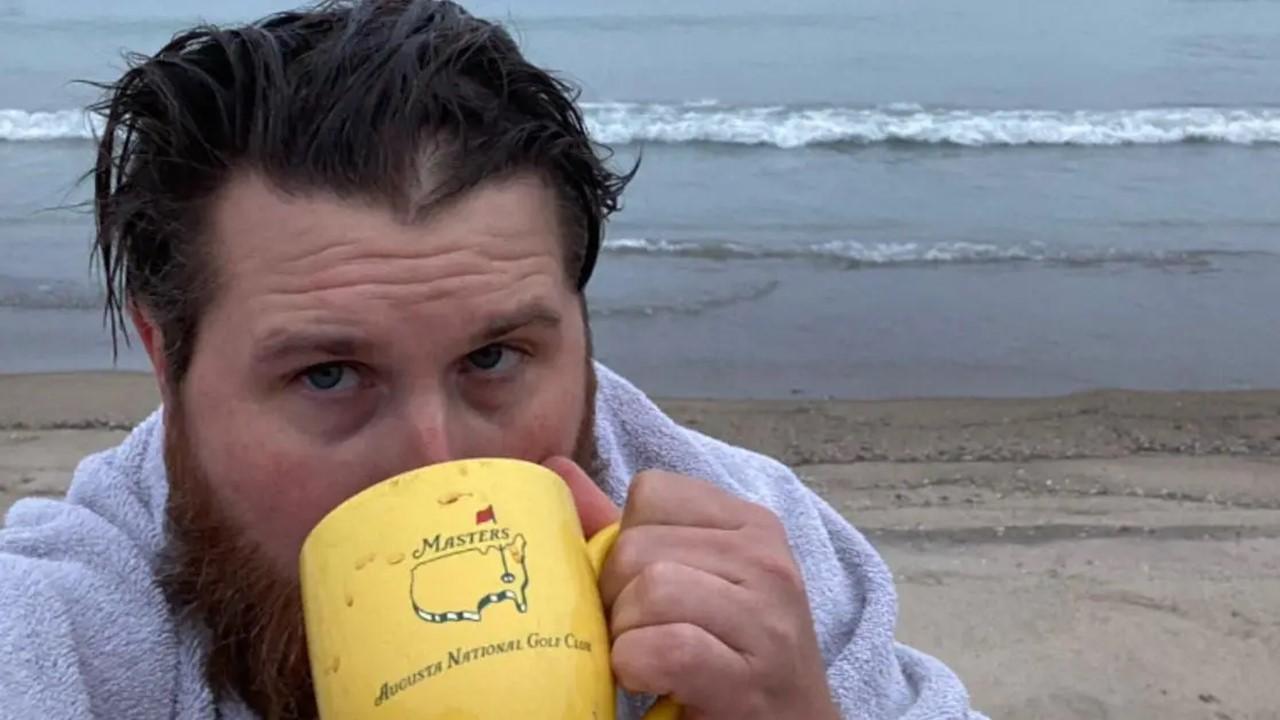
[{"xmin": 2, "ymin": 372, "xmax": 1278, "ymax": 719}]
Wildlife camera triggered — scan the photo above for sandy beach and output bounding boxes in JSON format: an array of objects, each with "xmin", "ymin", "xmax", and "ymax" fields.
[{"xmin": 2, "ymin": 372, "xmax": 1277, "ymax": 719}]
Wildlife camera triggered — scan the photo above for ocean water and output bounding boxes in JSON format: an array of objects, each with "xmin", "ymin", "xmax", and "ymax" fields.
[{"xmin": 2, "ymin": 0, "xmax": 1279, "ymax": 398}]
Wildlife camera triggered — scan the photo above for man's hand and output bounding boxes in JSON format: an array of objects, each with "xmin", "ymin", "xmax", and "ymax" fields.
[{"xmin": 546, "ymin": 458, "xmax": 840, "ymax": 720}]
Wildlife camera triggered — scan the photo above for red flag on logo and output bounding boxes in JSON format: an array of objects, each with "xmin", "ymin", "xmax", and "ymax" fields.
[{"xmin": 475, "ymin": 505, "xmax": 496, "ymax": 525}]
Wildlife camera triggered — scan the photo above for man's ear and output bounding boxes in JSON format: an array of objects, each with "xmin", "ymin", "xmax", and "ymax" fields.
[{"xmin": 128, "ymin": 301, "xmax": 171, "ymax": 397}]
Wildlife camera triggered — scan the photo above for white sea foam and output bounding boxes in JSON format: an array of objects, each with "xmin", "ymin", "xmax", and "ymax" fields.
[
  {"xmin": 0, "ymin": 109, "xmax": 101, "ymax": 141},
  {"xmin": 5, "ymin": 104, "xmax": 1280, "ymax": 147},
  {"xmin": 582, "ymin": 102, "xmax": 1280, "ymax": 148},
  {"xmin": 604, "ymin": 237, "xmax": 1036, "ymax": 264},
  {"xmin": 601, "ymin": 237, "xmax": 1258, "ymax": 268}
]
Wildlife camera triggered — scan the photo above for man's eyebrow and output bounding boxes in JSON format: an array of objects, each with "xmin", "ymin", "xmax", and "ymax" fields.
[
  {"xmin": 474, "ymin": 304, "xmax": 562, "ymax": 345},
  {"xmin": 252, "ymin": 331, "xmax": 372, "ymax": 366},
  {"xmin": 250, "ymin": 307, "xmax": 560, "ymax": 364}
]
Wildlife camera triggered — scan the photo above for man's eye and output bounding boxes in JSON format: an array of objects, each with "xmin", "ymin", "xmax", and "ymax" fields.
[
  {"xmin": 465, "ymin": 345, "xmax": 521, "ymax": 374},
  {"xmin": 300, "ymin": 363, "xmax": 360, "ymax": 392}
]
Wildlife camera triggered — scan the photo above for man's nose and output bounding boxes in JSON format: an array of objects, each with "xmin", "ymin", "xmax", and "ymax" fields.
[{"xmin": 397, "ymin": 400, "xmax": 456, "ymax": 470}]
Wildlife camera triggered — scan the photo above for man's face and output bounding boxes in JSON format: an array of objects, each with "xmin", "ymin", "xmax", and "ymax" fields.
[
  {"xmin": 175, "ymin": 171, "xmax": 592, "ymax": 575},
  {"xmin": 155, "ymin": 170, "xmax": 596, "ymax": 716}
]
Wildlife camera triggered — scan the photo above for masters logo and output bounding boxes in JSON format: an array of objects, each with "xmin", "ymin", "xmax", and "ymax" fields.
[{"xmin": 409, "ymin": 501, "xmax": 531, "ymax": 624}]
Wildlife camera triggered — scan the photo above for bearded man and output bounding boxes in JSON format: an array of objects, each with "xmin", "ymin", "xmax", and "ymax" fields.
[{"xmin": 0, "ymin": 2, "xmax": 981, "ymax": 718}]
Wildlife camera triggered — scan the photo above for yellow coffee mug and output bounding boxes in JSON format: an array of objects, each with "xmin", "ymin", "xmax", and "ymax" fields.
[{"xmin": 299, "ymin": 458, "xmax": 680, "ymax": 719}]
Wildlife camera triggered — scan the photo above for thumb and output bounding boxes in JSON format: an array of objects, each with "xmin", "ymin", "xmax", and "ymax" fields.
[{"xmin": 543, "ymin": 456, "xmax": 621, "ymax": 538}]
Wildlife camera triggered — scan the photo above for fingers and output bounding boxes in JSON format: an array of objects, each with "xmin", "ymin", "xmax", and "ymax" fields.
[
  {"xmin": 611, "ymin": 622, "xmax": 750, "ymax": 710},
  {"xmin": 601, "ymin": 470, "xmax": 833, "ymax": 719},
  {"xmin": 598, "ymin": 524, "xmax": 752, "ymax": 605},
  {"xmin": 543, "ymin": 455, "xmax": 621, "ymax": 538},
  {"xmin": 608, "ymin": 560, "xmax": 756, "ymax": 653}
]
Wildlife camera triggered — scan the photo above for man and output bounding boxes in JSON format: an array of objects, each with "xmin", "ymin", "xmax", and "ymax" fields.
[{"xmin": 0, "ymin": 2, "xmax": 981, "ymax": 718}]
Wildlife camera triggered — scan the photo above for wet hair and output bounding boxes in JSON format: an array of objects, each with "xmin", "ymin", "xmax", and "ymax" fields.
[{"xmin": 91, "ymin": 0, "xmax": 631, "ymax": 384}]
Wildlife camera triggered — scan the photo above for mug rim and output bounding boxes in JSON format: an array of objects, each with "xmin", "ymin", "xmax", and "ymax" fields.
[{"xmin": 299, "ymin": 457, "xmax": 562, "ymax": 560}]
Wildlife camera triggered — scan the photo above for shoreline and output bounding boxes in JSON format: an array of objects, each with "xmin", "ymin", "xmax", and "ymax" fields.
[
  {"xmin": 4, "ymin": 370, "xmax": 1280, "ymax": 440},
  {"xmin": 2, "ymin": 371, "xmax": 1278, "ymax": 718}
]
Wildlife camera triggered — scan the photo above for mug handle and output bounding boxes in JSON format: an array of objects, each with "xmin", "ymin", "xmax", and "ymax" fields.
[{"xmin": 587, "ymin": 522, "xmax": 682, "ymax": 720}]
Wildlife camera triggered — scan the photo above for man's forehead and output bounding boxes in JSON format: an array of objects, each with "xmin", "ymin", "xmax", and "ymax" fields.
[
  {"xmin": 195, "ymin": 170, "xmax": 575, "ymax": 362},
  {"xmin": 206, "ymin": 170, "xmax": 566, "ymax": 278}
]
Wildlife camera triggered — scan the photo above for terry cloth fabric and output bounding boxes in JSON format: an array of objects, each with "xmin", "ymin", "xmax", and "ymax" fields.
[{"xmin": 0, "ymin": 363, "xmax": 983, "ymax": 719}]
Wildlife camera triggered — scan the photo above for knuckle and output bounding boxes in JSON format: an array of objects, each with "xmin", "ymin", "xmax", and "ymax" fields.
[
  {"xmin": 662, "ymin": 623, "xmax": 707, "ymax": 674},
  {"xmin": 611, "ymin": 625, "xmax": 703, "ymax": 693},
  {"xmin": 610, "ymin": 635, "xmax": 648, "ymax": 688},
  {"xmin": 754, "ymin": 550, "xmax": 804, "ymax": 588},
  {"xmin": 755, "ymin": 613, "xmax": 801, "ymax": 657},
  {"xmin": 628, "ymin": 470, "xmax": 667, "ymax": 508},
  {"xmin": 746, "ymin": 502, "xmax": 786, "ymax": 533},
  {"xmin": 636, "ymin": 561, "xmax": 683, "ymax": 609}
]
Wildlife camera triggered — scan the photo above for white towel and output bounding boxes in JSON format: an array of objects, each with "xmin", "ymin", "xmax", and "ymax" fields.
[{"xmin": 0, "ymin": 364, "xmax": 982, "ymax": 719}]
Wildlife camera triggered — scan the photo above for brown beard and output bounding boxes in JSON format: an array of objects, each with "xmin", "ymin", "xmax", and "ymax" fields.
[
  {"xmin": 160, "ymin": 404, "xmax": 316, "ymax": 720},
  {"xmin": 159, "ymin": 362, "xmax": 601, "ymax": 719}
]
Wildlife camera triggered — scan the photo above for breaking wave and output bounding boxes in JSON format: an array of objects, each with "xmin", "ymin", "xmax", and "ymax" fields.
[
  {"xmin": 0, "ymin": 109, "xmax": 97, "ymax": 142},
  {"xmin": 582, "ymin": 102, "xmax": 1280, "ymax": 148},
  {"xmin": 7, "ymin": 103, "xmax": 1280, "ymax": 148},
  {"xmin": 602, "ymin": 237, "xmax": 1269, "ymax": 269}
]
